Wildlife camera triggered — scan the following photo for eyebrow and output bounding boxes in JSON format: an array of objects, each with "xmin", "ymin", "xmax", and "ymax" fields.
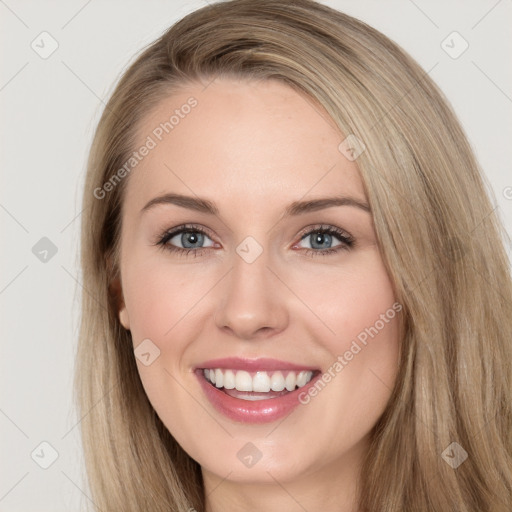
[{"xmin": 140, "ymin": 192, "xmax": 371, "ymax": 216}]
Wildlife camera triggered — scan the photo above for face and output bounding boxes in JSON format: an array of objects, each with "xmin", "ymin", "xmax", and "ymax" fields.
[{"xmin": 116, "ymin": 77, "xmax": 400, "ymax": 490}]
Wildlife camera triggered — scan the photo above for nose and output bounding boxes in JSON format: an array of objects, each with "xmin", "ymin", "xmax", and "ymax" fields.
[{"xmin": 214, "ymin": 248, "xmax": 289, "ymax": 340}]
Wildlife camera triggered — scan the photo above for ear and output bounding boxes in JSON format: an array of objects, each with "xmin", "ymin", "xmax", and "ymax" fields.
[
  {"xmin": 110, "ymin": 276, "xmax": 130, "ymax": 330},
  {"xmin": 107, "ymin": 253, "xmax": 130, "ymax": 330}
]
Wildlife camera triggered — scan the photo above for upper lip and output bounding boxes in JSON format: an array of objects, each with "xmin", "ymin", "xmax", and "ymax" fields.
[{"xmin": 195, "ymin": 357, "xmax": 319, "ymax": 372}]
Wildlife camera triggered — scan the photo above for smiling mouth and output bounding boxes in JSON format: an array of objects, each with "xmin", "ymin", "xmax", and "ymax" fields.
[{"xmin": 199, "ymin": 368, "xmax": 319, "ymax": 401}]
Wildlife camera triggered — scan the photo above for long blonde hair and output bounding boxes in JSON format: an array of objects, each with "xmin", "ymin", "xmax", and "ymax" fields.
[{"xmin": 75, "ymin": 1, "xmax": 512, "ymax": 510}]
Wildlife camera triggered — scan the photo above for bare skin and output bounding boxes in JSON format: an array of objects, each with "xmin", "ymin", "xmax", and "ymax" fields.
[{"xmin": 115, "ymin": 77, "xmax": 400, "ymax": 512}]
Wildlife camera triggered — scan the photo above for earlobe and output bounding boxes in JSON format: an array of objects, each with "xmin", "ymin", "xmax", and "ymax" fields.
[
  {"xmin": 110, "ymin": 276, "xmax": 130, "ymax": 329},
  {"xmin": 119, "ymin": 304, "xmax": 130, "ymax": 330},
  {"xmin": 107, "ymin": 251, "xmax": 130, "ymax": 330}
]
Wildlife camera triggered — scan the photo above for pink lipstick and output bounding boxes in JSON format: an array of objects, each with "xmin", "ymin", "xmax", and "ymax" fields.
[{"xmin": 194, "ymin": 357, "xmax": 321, "ymax": 424}]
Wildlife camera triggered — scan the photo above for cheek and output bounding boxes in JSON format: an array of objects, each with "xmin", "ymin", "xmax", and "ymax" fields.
[
  {"xmin": 294, "ymin": 253, "xmax": 401, "ymax": 408},
  {"xmin": 304, "ymin": 256, "xmax": 400, "ymax": 427},
  {"xmin": 120, "ymin": 257, "xmax": 214, "ymax": 443},
  {"xmin": 122, "ymin": 256, "xmax": 214, "ymax": 344},
  {"xmin": 294, "ymin": 252, "xmax": 399, "ymax": 352}
]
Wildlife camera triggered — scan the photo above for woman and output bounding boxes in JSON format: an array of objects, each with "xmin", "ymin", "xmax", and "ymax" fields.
[{"xmin": 75, "ymin": 0, "xmax": 512, "ymax": 510}]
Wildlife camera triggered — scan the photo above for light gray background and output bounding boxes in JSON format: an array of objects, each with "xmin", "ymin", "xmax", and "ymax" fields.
[{"xmin": 1, "ymin": 1, "xmax": 511, "ymax": 510}]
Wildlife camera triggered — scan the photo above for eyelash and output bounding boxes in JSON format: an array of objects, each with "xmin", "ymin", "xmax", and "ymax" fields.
[{"xmin": 154, "ymin": 223, "xmax": 355, "ymax": 258}]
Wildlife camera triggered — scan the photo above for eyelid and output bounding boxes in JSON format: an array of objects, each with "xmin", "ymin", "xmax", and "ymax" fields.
[
  {"xmin": 295, "ymin": 223, "xmax": 353, "ymax": 243},
  {"xmin": 154, "ymin": 223, "xmax": 216, "ymax": 246}
]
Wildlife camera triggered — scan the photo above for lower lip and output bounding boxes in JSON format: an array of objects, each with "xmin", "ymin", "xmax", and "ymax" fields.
[{"xmin": 195, "ymin": 370, "xmax": 321, "ymax": 424}]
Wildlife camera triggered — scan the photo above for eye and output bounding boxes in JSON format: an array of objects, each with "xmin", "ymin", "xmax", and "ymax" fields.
[
  {"xmin": 154, "ymin": 223, "xmax": 355, "ymax": 258},
  {"xmin": 293, "ymin": 225, "xmax": 354, "ymax": 257},
  {"xmin": 155, "ymin": 224, "xmax": 216, "ymax": 257}
]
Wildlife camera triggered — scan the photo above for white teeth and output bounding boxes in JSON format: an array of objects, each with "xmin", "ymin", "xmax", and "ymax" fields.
[
  {"xmin": 253, "ymin": 371, "xmax": 271, "ymax": 392},
  {"xmin": 231, "ymin": 393, "xmax": 270, "ymax": 401},
  {"xmin": 270, "ymin": 371, "xmax": 286, "ymax": 391},
  {"xmin": 214, "ymin": 369, "xmax": 223, "ymax": 388},
  {"xmin": 285, "ymin": 372, "xmax": 296, "ymax": 391},
  {"xmin": 223, "ymin": 369, "xmax": 235, "ymax": 389},
  {"xmin": 235, "ymin": 370, "xmax": 253, "ymax": 392},
  {"xmin": 202, "ymin": 368, "xmax": 314, "ymax": 393},
  {"xmin": 296, "ymin": 371, "xmax": 309, "ymax": 388}
]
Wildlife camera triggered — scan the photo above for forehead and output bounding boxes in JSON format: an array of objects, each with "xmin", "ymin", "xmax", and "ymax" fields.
[{"xmin": 124, "ymin": 78, "xmax": 365, "ymax": 213}]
